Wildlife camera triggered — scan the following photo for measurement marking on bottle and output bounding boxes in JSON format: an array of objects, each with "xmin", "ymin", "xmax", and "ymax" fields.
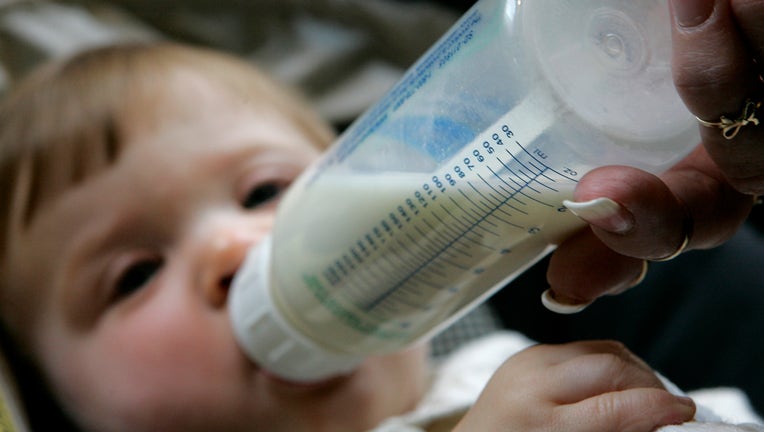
[
  {"xmin": 358, "ymin": 169, "xmax": 560, "ymax": 312},
  {"xmin": 310, "ymin": 124, "xmax": 583, "ymax": 324}
]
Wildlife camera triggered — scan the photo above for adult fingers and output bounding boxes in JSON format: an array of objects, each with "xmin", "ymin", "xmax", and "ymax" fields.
[
  {"xmin": 563, "ymin": 165, "xmax": 689, "ymax": 260},
  {"xmin": 570, "ymin": 148, "xmax": 751, "ymax": 255},
  {"xmin": 547, "ymin": 164, "xmax": 689, "ymax": 308},
  {"xmin": 671, "ymin": 0, "xmax": 764, "ymax": 194},
  {"xmin": 544, "ymin": 0, "xmax": 762, "ymax": 312},
  {"xmin": 661, "ymin": 145, "xmax": 753, "ymax": 249},
  {"xmin": 547, "ymin": 230, "xmax": 645, "ymax": 306},
  {"xmin": 545, "ymin": 148, "xmax": 752, "ymax": 307}
]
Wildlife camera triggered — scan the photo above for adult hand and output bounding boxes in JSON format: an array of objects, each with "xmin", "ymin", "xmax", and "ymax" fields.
[
  {"xmin": 672, "ymin": 0, "xmax": 764, "ymax": 195},
  {"xmin": 542, "ymin": 0, "xmax": 761, "ymax": 311}
]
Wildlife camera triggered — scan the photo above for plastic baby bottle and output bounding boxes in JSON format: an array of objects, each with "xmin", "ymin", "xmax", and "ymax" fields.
[{"xmin": 230, "ymin": 0, "xmax": 701, "ymax": 382}]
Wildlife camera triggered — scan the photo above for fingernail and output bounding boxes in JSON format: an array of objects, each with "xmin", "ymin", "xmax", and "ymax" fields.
[
  {"xmin": 670, "ymin": 0, "xmax": 714, "ymax": 28},
  {"xmin": 603, "ymin": 260, "xmax": 649, "ymax": 297},
  {"xmin": 676, "ymin": 396, "xmax": 696, "ymax": 408},
  {"xmin": 541, "ymin": 289, "xmax": 592, "ymax": 314},
  {"xmin": 563, "ymin": 198, "xmax": 635, "ymax": 234},
  {"xmin": 670, "ymin": 396, "xmax": 697, "ymax": 424}
]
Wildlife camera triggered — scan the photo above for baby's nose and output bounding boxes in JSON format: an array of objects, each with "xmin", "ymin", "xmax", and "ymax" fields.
[{"xmin": 200, "ymin": 230, "xmax": 258, "ymax": 308}]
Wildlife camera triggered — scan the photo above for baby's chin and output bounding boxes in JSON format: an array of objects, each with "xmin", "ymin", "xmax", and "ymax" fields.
[
  {"xmin": 256, "ymin": 343, "xmax": 429, "ymax": 389},
  {"xmin": 341, "ymin": 347, "xmax": 431, "ymax": 416},
  {"xmin": 255, "ymin": 347, "xmax": 429, "ymax": 429},
  {"xmin": 256, "ymin": 364, "xmax": 359, "ymax": 395}
]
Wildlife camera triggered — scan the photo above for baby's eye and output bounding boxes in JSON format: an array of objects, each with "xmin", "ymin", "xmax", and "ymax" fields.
[
  {"xmin": 113, "ymin": 258, "xmax": 163, "ymax": 300},
  {"xmin": 241, "ymin": 182, "xmax": 283, "ymax": 209}
]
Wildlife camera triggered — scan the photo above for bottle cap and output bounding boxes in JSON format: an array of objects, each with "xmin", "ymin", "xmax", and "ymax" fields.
[
  {"xmin": 229, "ymin": 236, "xmax": 362, "ymax": 383},
  {"xmin": 524, "ymin": 0, "xmax": 694, "ymax": 143}
]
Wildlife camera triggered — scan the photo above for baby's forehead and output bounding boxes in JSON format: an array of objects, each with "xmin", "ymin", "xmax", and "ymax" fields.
[
  {"xmin": 8, "ymin": 70, "xmax": 248, "ymax": 226},
  {"xmin": 119, "ymin": 71, "xmax": 264, "ymax": 139},
  {"xmin": 0, "ymin": 43, "xmax": 325, "ymax": 280}
]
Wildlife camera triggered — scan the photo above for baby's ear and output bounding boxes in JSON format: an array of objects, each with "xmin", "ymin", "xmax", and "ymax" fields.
[{"xmin": 1, "ymin": 346, "xmax": 30, "ymax": 432}]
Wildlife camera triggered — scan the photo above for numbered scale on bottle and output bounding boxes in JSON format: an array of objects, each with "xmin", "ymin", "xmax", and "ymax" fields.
[{"xmin": 269, "ymin": 108, "xmax": 586, "ymax": 355}]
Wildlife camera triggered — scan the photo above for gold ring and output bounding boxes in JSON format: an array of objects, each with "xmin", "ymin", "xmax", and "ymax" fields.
[
  {"xmin": 652, "ymin": 232, "xmax": 690, "ymax": 262},
  {"xmin": 652, "ymin": 205, "xmax": 693, "ymax": 262},
  {"xmin": 696, "ymin": 99, "xmax": 762, "ymax": 140},
  {"xmin": 627, "ymin": 260, "xmax": 649, "ymax": 288}
]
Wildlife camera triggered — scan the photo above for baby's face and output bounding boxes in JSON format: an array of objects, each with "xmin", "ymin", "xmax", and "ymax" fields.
[{"xmin": 4, "ymin": 74, "xmax": 427, "ymax": 431}]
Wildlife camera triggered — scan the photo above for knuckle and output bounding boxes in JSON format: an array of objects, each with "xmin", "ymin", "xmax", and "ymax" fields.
[
  {"xmin": 673, "ymin": 61, "xmax": 740, "ymax": 97},
  {"xmin": 597, "ymin": 352, "xmax": 631, "ymax": 377}
]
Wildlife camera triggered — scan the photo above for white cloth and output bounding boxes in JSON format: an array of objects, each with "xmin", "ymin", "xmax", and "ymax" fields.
[{"xmin": 371, "ymin": 331, "xmax": 764, "ymax": 432}]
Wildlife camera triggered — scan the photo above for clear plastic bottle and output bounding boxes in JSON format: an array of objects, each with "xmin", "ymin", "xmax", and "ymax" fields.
[{"xmin": 230, "ymin": 0, "xmax": 700, "ymax": 382}]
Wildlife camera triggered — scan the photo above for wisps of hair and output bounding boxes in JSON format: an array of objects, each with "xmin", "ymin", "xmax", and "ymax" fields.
[{"xmin": 0, "ymin": 41, "xmax": 335, "ymax": 263}]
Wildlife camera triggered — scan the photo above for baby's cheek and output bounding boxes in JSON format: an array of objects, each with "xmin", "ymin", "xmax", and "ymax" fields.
[
  {"xmin": 63, "ymin": 353, "xmax": 242, "ymax": 432},
  {"xmin": 56, "ymin": 311, "xmax": 243, "ymax": 430},
  {"xmin": 45, "ymin": 354, "xmax": 175, "ymax": 432}
]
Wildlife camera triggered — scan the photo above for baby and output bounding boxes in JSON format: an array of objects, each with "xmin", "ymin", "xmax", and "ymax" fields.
[{"xmin": 0, "ymin": 42, "xmax": 757, "ymax": 432}]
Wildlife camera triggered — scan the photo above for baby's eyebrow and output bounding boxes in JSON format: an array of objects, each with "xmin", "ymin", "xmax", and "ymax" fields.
[{"xmin": 18, "ymin": 117, "xmax": 125, "ymax": 230}]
